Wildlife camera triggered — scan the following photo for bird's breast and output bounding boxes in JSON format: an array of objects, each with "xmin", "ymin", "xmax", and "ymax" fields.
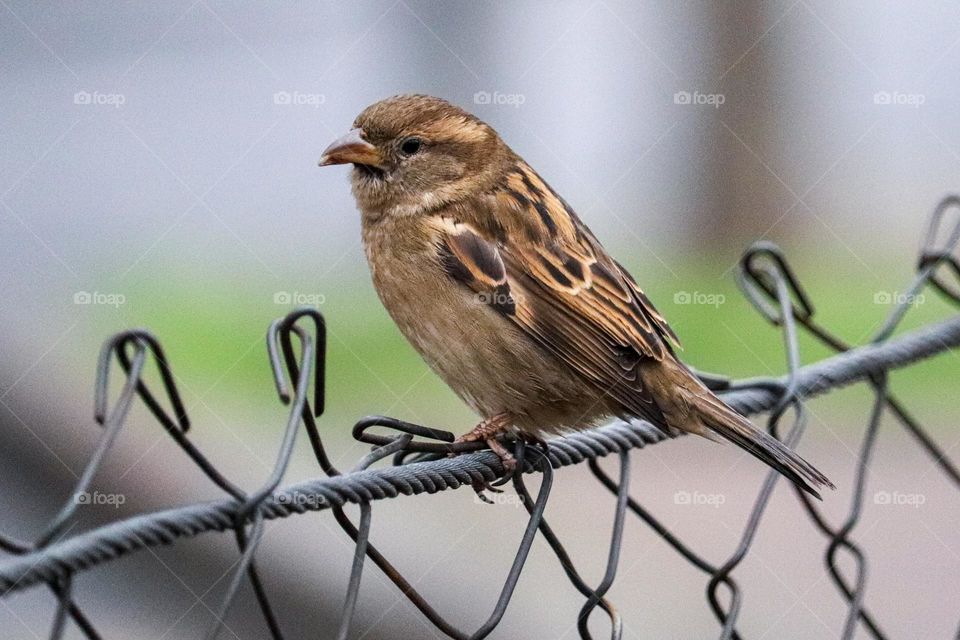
[
  {"xmin": 361, "ymin": 215, "xmax": 504, "ymax": 382},
  {"xmin": 359, "ymin": 215, "xmax": 593, "ymax": 428}
]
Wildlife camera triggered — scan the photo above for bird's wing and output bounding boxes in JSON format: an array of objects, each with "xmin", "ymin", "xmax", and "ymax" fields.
[{"xmin": 431, "ymin": 196, "xmax": 680, "ymax": 421}]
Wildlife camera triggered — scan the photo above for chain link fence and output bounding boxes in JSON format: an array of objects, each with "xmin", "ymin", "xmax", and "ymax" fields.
[{"xmin": 1, "ymin": 198, "xmax": 959, "ymax": 640}]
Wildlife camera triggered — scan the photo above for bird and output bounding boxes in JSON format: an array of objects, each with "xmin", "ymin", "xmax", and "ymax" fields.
[{"xmin": 318, "ymin": 94, "xmax": 834, "ymax": 498}]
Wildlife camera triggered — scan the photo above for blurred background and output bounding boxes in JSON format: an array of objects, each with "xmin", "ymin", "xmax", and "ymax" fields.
[{"xmin": 1, "ymin": 1, "xmax": 958, "ymax": 638}]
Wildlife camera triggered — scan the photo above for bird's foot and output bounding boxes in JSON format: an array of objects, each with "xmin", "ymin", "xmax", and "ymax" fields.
[{"xmin": 452, "ymin": 414, "xmax": 516, "ymax": 499}]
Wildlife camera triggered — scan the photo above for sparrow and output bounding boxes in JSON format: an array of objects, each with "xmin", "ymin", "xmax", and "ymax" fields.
[{"xmin": 319, "ymin": 94, "xmax": 834, "ymax": 498}]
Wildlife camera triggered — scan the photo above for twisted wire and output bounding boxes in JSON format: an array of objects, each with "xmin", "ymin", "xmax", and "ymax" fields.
[{"xmin": 0, "ymin": 313, "xmax": 957, "ymax": 596}]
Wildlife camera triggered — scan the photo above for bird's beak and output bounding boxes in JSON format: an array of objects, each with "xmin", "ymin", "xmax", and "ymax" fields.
[{"xmin": 318, "ymin": 129, "xmax": 381, "ymax": 167}]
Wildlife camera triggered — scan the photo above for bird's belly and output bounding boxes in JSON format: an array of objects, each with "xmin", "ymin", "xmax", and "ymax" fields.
[{"xmin": 367, "ymin": 246, "xmax": 600, "ymax": 433}]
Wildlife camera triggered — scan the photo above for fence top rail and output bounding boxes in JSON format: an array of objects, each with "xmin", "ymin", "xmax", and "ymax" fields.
[{"xmin": 2, "ymin": 313, "xmax": 958, "ymax": 596}]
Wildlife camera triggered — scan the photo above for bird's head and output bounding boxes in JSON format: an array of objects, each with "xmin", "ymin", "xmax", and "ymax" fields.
[{"xmin": 319, "ymin": 95, "xmax": 509, "ymax": 219}]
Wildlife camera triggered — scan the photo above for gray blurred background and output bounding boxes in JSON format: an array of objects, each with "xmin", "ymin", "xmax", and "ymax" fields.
[{"xmin": 1, "ymin": 1, "xmax": 959, "ymax": 638}]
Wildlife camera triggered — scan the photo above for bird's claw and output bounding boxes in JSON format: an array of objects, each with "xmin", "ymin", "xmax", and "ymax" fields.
[
  {"xmin": 450, "ymin": 415, "xmax": 523, "ymax": 503},
  {"xmin": 471, "ymin": 479, "xmax": 504, "ymax": 503},
  {"xmin": 451, "ymin": 436, "xmax": 518, "ymax": 502},
  {"xmin": 472, "ymin": 450, "xmax": 515, "ymax": 501}
]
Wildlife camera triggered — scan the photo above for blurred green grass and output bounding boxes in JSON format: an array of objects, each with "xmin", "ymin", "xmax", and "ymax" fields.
[{"xmin": 91, "ymin": 251, "xmax": 958, "ymax": 435}]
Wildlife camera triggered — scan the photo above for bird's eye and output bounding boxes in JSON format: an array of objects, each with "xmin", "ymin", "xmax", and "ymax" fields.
[{"xmin": 399, "ymin": 137, "xmax": 423, "ymax": 156}]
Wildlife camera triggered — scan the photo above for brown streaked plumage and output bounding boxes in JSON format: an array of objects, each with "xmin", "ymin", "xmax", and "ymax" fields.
[{"xmin": 319, "ymin": 94, "xmax": 834, "ymax": 497}]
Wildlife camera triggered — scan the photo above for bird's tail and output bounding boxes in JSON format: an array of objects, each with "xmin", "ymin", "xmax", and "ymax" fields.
[{"xmin": 641, "ymin": 359, "xmax": 835, "ymax": 499}]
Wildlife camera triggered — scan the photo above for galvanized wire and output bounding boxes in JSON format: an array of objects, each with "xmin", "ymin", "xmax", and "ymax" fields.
[{"xmin": 1, "ymin": 197, "xmax": 958, "ymax": 639}]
